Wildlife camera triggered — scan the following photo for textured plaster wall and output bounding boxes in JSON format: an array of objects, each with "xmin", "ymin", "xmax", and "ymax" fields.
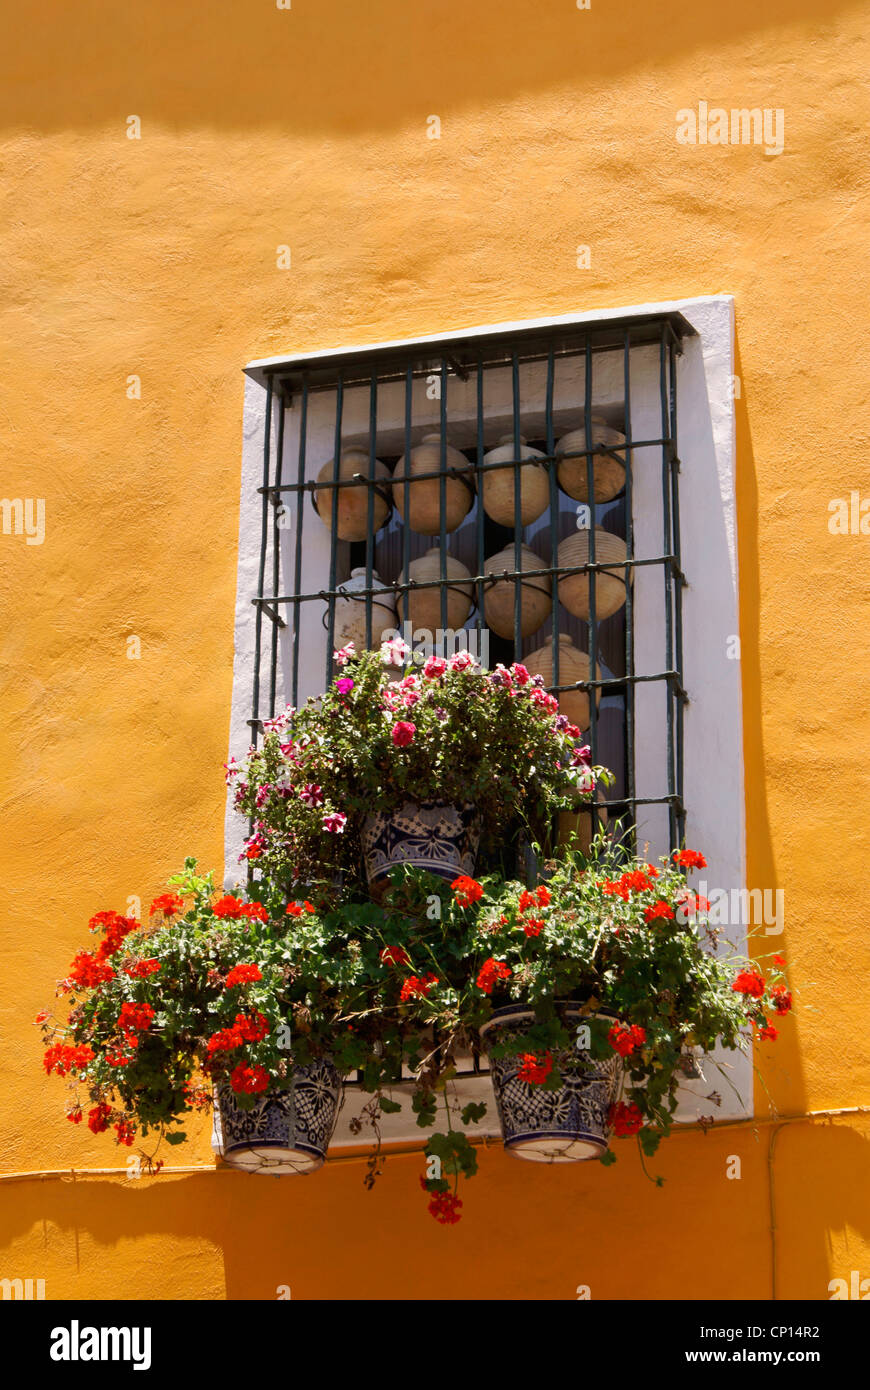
[{"xmin": 1, "ymin": 0, "xmax": 868, "ymax": 1299}]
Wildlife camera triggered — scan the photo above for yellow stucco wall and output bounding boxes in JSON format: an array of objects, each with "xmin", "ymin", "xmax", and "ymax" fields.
[{"xmin": 1, "ymin": 0, "xmax": 868, "ymax": 1299}]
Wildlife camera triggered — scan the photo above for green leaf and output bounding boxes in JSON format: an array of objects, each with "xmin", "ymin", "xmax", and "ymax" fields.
[
  {"xmin": 164, "ymin": 1131, "xmax": 187, "ymax": 1145},
  {"xmin": 460, "ymin": 1102, "xmax": 487, "ymax": 1126}
]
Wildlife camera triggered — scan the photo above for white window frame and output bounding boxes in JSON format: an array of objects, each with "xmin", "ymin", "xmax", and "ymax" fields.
[{"xmin": 223, "ymin": 293, "xmax": 752, "ymax": 1146}]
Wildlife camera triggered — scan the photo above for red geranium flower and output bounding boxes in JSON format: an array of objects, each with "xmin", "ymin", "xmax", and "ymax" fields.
[
  {"xmin": 391, "ymin": 721, "xmax": 416, "ymax": 747},
  {"xmin": 674, "ymin": 849, "xmax": 707, "ymax": 869},
  {"xmin": 608, "ymin": 1101, "xmax": 643, "ymax": 1137},
  {"xmin": 124, "ymin": 958, "xmax": 161, "ymax": 979},
  {"xmin": 380, "ymin": 945, "xmax": 411, "ymax": 967},
  {"xmin": 452, "ymin": 875, "xmax": 483, "ymax": 907},
  {"xmin": 522, "ymin": 917, "xmax": 545, "ymax": 938},
  {"xmin": 399, "ymin": 973, "xmax": 438, "ymax": 1003},
  {"xmin": 643, "ymin": 901, "xmax": 675, "ymax": 923},
  {"xmin": 518, "ymin": 1051, "xmax": 553, "ymax": 1085},
  {"xmin": 114, "ymin": 1119, "xmax": 136, "ymax": 1146},
  {"xmin": 234, "ymin": 1012, "xmax": 270, "ymax": 1042},
  {"xmin": 90, "ymin": 911, "xmax": 138, "ymax": 961},
  {"xmin": 213, "ymin": 895, "xmax": 245, "ymax": 920},
  {"xmin": 603, "ymin": 868, "xmax": 659, "ymax": 902},
  {"xmin": 229, "ymin": 1063, "xmax": 269, "ymax": 1095},
  {"xmin": 43, "ymin": 1043, "xmax": 95, "ymax": 1076},
  {"xmin": 476, "ymin": 958, "xmax": 511, "ymax": 995},
  {"xmin": 106, "ymin": 1044, "xmax": 137, "ymax": 1068},
  {"xmin": 426, "ymin": 1190, "xmax": 463, "ymax": 1224},
  {"xmin": 149, "ymin": 892, "xmax": 183, "ymax": 917},
  {"xmin": 68, "ymin": 951, "xmax": 116, "ymax": 989},
  {"xmin": 608, "ymin": 1022, "xmax": 647, "ymax": 1058},
  {"xmin": 207, "ymin": 1026, "xmax": 242, "ymax": 1054},
  {"xmin": 117, "ymin": 1001, "xmax": 155, "ymax": 1033},
  {"xmin": 87, "ymin": 1102, "xmax": 112, "ymax": 1134},
  {"xmin": 757, "ymin": 1022, "xmax": 779, "ymax": 1041},
  {"xmin": 771, "ymin": 985, "xmax": 793, "ymax": 1015},
  {"xmin": 732, "ymin": 969, "xmax": 765, "ymax": 998},
  {"xmin": 225, "ymin": 964, "xmax": 263, "ymax": 988}
]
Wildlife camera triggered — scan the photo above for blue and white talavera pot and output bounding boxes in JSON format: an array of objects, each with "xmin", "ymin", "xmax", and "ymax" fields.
[
  {"xmin": 212, "ymin": 1058, "xmax": 343, "ymax": 1175},
  {"xmin": 480, "ymin": 1004, "xmax": 621, "ymax": 1163},
  {"xmin": 362, "ymin": 799, "xmax": 481, "ymax": 894}
]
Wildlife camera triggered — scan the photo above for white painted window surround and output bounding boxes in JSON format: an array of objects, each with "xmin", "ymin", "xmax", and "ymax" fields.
[{"xmin": 223, "ymin": 294, "xmax": 751, "ymax": 1147}]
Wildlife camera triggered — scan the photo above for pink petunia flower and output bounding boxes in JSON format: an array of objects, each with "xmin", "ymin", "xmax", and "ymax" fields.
[
  {"xmin": 392, "ymin": 721, "xmax": 416, "ymax": 747},
  {"xmin": 448, "ymin": 651, "xmax": 475, "ymax": 672},
  {"xmin": 322, "ymin": 812, "xmax": 347, "ymax": 834},
  {"xmin": 381, "ymin": 637, "xmax": 411, "ymax": 667}
]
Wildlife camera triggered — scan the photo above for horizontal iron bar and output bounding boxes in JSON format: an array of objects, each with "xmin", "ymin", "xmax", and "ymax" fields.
[
  {"xmin": 251, "ymin": 555, "xmax": 687, "ymax": 610},
  {"xmin": 259, "ymin": 438, "xmax": 676, "ymax": 496},
  {"xmin": 252, "ymin": 311, "xmax": 693, "ymax": 395},
  {"xmin": 552, "ymin": 671, "xmax": 688, "ymax": 699}
]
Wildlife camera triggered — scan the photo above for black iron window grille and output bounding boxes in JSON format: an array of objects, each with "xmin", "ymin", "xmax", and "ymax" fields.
[{"xmin": 246, "ymin": 311, "xmax": 691, "ymax": 866}]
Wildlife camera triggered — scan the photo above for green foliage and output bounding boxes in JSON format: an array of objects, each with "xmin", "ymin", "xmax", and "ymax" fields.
[
  {"xmin": 39, "ymin": 666, "xmax": 793, "ymax": 1211},
  {"xmin": 230, "ymin": 646, "xmax": 604, "ymax": 895}
]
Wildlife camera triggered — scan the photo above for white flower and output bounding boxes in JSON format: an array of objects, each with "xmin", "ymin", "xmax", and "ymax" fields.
[{"xmin": 381, "ymin": 637, "xmax": 411, "ymax": 667}]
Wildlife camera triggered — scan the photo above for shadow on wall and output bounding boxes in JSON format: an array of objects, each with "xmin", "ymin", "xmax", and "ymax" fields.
[
  {"xmin": 1, "ymin": 1125, "xmax": 869, "ymax": 1299},
  {"xmin": 0, "ymin": 0, "xmax": 858, "ymax": 135},
  {"xmin": 732, "ymin": 316, "xmax": 809, "ymax": 1118},
  {"xmin": 731, "ymin": 320, "xmax": 803, "ymax": 1079}
]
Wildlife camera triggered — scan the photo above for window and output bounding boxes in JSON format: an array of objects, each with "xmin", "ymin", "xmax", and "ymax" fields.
[{"xmin": 225, "ymin": 296, "xmax": 751, "ymax": 1137}]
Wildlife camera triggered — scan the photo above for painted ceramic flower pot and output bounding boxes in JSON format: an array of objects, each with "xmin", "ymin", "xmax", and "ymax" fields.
[
  {"xmin": 480, "ymin": 1004, "xmax": 620, "ymax": 1162},
  {"xmin": 362, "ymin": 799, "xmax": 481, "ymax": 894},
  {"xmin": 212, "ymin": 1059, "xmax": 342, "ymax": 1174}
]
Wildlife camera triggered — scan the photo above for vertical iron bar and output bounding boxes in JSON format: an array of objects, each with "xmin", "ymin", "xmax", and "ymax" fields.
[
  {"xmin": 403, "ymin": 366, "xmax": 413, "ymax": 645},
  {"xmin": 251, "ymin": 375, "xmax": 273, "ymax": 748},
  {"xmin": 475, "ymin": 351, "xmax": 486, "ymax": 657},
  {"xmin": 545, "ymin": 347, "xmax": 559, "ymax": 697},
  {"xmin": 623, "ymin": 330, "xmax": 636, "ymax": 855},
  {"xmin": 268, "ymin": 386, "xmax": 285, "ymax": 718},
  {"xmin": 659, "ymin": 327, "xmax": 676, "ymax": 850},
  {"xmin": 439, "ymin": 358, "xmax": 449, "ymax": 640},
  {"xmin": 325, "ymin": 371, "xmax": 344, "ymax": 690},
  {"xmin": 584, "ymin": 336, "xmax": 599, "ymax": 842},
  {"xmin": 291, "ymin": 377, "xmax": 308, "ymax": 708},
  {"xmin": 669, "ymin": 335, "xmax": 685, "ymax": 847},
  {"xmin": 511, "ymin": 350, "xmax": 522, "ymax": 664},
  {"xmin": 545, "ymin": 345, "xmax": 559, "ymax": 862},
  {"xmin": 365, "ymin": 370, "xmax": 378, "ymax": 651}
]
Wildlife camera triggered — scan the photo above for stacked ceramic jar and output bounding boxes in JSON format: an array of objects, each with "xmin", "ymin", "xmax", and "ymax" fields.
[{"xmin": 312, "ymin": 419, "xmax": 630, "ymax": 747}]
